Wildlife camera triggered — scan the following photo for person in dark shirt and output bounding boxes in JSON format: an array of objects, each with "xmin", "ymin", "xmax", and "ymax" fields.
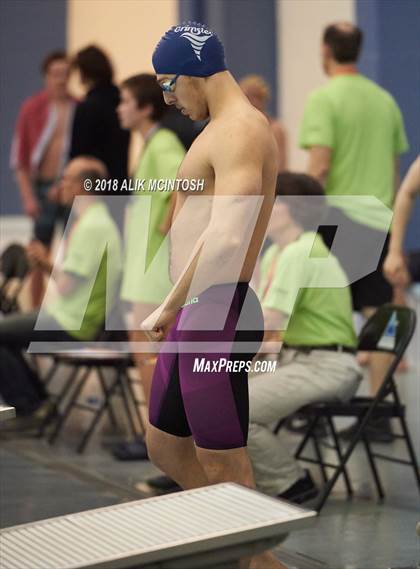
[{"xmin": 70, "ymin": 45, "xmax": 129, "ymax": 184}]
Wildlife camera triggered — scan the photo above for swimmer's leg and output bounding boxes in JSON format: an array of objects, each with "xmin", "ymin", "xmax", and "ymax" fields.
[
  {"xmin": 146, "ymin": 345, "xmax": 208, "ymax": 489},
  {"xmin": 130, "ymin": 302, "xmax": 160, "ymax": 408},
  {"xmin": 146, "ymin": 425, "xmax": 208, "ymax": 489},
  {"xmin": 195, "ymin": 445, "xmax": 256, "ymax": 488},
  {"xmin": 194, "ymin": 446, "xmax": 286, "ymax": 569}
]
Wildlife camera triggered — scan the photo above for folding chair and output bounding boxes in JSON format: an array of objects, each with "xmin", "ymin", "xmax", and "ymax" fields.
[
  {"xmin": 40, "ymin": 350, "xmax": 145, "ymax": 453},
  {"xmin": 286, "ymin": 304, "xmax": 419, "ymax": 512}
]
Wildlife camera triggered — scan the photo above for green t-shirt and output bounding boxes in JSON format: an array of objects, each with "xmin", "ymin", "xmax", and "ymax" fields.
[
  {"xmin": 121, "ymin": 127, "xmax": 185, "ymax": 304},
  {"xmin": 299, "ymin": 74, "xmax": 408, "ymax": 230},
  {"xmin": 258, "ymin": 232, "xmax": 357, "ymax": 347},
  {"xmin": 47, "ymin": 201, "xmax": 122, "ymax": 340},
  {"xmin": 133, "ymin": 127, "xmax": 185, "ymax": 265}
]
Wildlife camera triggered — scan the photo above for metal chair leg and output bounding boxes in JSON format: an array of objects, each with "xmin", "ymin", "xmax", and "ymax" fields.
[
  {"xmin": 77, "ymin": 376, "xmax": 120, "ymax": 454},
  {"xmin": 399, "ymin": 414, "xmax": 420, "ymax": 494},
  {"xmin": 326, "ymin": 417, "xmax": 353, "ymax": 497},
  {"xmin": 54, "ymin": 366, "xmax": 81, "ymax": 409},
  {"xmin": 96, "ymin": 367, "xmax": 119, "ymax": 429},
  {"xmin": 312, "ymin": 433, "xmax": 328, "ymax": 484},
  {"xmin": 314, "ymin": 403, "xmax": 384, "ymax": 512},
  {"xmin": 42, "ymin": 360, "xmax": 59, "ymax": 388},
  {"xmin": 390, "ymin": 380, "xmax": 420, "ymax": 494},
  {"xmin": 117, "ymin": 367, "xmax": 138, "ymax": 438},
  {"xmin": 294, "ymin": 415, "xmax": 320, "ymax": 459},
  {"xmin": 48, "ymin": 367, "xmax": 90, "ymax": 445},
  {"xmin": 123, "ymin": 367, "xmax": 146, "ymax": 434},
  {"xmin": 37, "ymin": 361, "xmax": 60, "ymax": 438},
  {"xmin": 361, "ymin": 434, "xmax": 385, "ymax": 500}
]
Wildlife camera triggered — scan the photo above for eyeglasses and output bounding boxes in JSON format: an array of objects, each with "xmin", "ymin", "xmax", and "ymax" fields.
[{"xmin": 160, "ymin": 74, "xmax": 180, "ymax": 93}]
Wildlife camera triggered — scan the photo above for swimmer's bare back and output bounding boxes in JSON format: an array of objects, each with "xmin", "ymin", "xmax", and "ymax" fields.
[{"xmin": 170, "ymin": 99, "xmax": 279, "ymax": 284}]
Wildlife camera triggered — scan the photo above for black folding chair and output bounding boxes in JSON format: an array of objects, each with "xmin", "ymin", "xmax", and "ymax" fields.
[
  {"xmin": 284, "ymin": 304, "xmax": 419, "ymax": 512},
  {"xmin": 40, "ymin": 350, "xmax": 146, "ymax": 453},
  {"xmin": 37, "ymin": 288, "xmax": 147, "ymax": 452}
]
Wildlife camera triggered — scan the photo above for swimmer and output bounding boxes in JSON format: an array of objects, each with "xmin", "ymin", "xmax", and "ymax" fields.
[{"xmin": 141, "ymin": 22, "xmax": 284, "ymax": 569}]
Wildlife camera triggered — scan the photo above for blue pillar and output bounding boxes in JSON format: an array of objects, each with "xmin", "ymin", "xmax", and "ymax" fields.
[
  {"xmin": 357, "ymin": 0, "xmax": 420, "ymax": 251},
  {"xmin": 178, "ymin": 0, "xmax": 206, "ymax": 23},
  {"xmin": 0, "ymin": 0, "xmax": 67, "ymax": 215},
  {"xmin": 178, "ymin": 0, "xmax": 278, "ymax": 116}
]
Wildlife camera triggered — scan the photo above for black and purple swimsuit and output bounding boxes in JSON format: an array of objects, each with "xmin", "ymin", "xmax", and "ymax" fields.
[{"xmin": 149, "ymin": 282, "xmax": 264, "ymax": 450}]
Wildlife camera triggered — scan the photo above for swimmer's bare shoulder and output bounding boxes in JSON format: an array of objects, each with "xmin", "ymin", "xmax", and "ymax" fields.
[
  {"xmin": 208, "ymin": 105, "xmax": 279, "ymax": 197},
  {"xmin": 205, "ymin": 105, "xmax": 277, "ymax": 280}
]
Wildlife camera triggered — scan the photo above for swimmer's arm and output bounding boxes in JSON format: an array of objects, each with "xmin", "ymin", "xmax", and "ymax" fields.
[
  {"xmin": 192, "ymin": 127, "xmax": 266, "ymax": 286},
  {"xmin": 159, "ymin": 193, "xmax": 177, "ymax": 234},
  {"xmin": 159, "ymin": 130, "xmax": 266, "ymax": 313},
  {"xmin": 271, "ymin": 120, "xmax": 287, "ymax": 172},
  {"xmin": 307, "ymin": 146, "xmax": 332, "ymax": 187}
]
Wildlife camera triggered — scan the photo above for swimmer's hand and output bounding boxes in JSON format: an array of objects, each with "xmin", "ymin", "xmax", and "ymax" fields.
[{"xmin": 141, "ymin": 306, "xmax": 177, "ymax": 342}]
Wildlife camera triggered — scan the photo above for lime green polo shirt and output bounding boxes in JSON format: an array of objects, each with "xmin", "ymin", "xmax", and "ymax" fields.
[
  {"xmin": 121, "ymin": 127, "xmax": 185, "ymax": 304},
  {"xmin": 47, "ymin": 201, "xmax": 122, "ymax": 340},
  {"xmin": 132, "ymin": 127, "xmax": 185, "ymax": 265},
  {"xmin": 299, "ymin": 74, "xmax": 408, "ymax": 230},
  {"xmin": 258, "ymin": 232, "xmax": 357, "ymax": 347}
]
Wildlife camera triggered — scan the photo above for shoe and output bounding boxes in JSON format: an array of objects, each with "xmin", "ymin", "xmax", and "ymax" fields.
[
  {"xmin": 284, "ymin": 414, "xmax": 329, "ymax": 438},
  {"xmin": 136, "ymin": 474, "xmax": 181, "ymax": 495},
  {"xmin": 147, "ymin": 474, "xmax": 181, "ymax": 492},
  {"xmin": 339, "ymin": 417, "xmax": 395, "ymax": 443},
  {"xmin": 278, "ymin": 470, "xmax": 319, "ymax": 504},
  {"xmin": 112, "ymin": 437, "xmax": 149, "ymax": 460}
]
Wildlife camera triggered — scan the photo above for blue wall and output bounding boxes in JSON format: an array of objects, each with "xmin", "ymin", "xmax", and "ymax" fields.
[
  {"xmin": 357, "ymin": 0, "xmax": 420, "ymax": 251},
  {"xmin": 2, "ymin": 0, "xmax": 418, "ymax": 250},
  {"xmin": 0, "ymin": 0, "xmax": 67, "ymax": 216},
  {"xmin": 179, "ymin": 0, "xmax": 278, "ymax": 116}
]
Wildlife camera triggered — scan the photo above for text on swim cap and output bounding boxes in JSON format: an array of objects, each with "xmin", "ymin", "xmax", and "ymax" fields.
[{"xmin": 174, "ymin": 26, "xmax": 212, "ymax": 35}]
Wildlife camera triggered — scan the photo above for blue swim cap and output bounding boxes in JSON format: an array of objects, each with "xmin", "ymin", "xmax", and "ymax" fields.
[{"xmin": 153, "ymin": 22, "xmax": 227, "ymax": 78}]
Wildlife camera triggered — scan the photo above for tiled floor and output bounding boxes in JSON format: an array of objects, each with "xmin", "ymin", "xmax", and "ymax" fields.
[
  {"xmin": 1, "ymin": 286, "xmax": 419, "ymax": 567},
  {"xmin": 1, "ymin": 363, "xmax": 419, "ymax": 569}
]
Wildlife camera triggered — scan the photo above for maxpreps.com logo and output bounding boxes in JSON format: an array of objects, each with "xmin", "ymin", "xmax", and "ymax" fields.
[{"xmin": 174, "ymin": 25, "xmax": 213, "ymax": 61}]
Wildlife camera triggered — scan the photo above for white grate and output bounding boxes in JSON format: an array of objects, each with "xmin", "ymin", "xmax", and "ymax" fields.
[{"xmin": 0, "ymin": 483, "xmax": 315, "ymax": 569}]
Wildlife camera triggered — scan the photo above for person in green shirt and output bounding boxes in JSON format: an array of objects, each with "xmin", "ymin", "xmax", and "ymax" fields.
[
  {"xmin": 118, "ymin": 74, "xmax": 185, "ymax": 418},
  {"xmin": 44, "ymin": 162, "xmax": 122, "ymax": 341},
  {"xmin": 300, "ymin": 23, "xmax": 408, "ymax": 231},
  {"xmin": 0, "ymin": 156, "xmax": 122, "ymax": 425},
  {"xmin": 247, "ymin": 173, "xmax": 362, "ymax": 503},
  {"xmin": 299, "ymin": 23, "xmax": 409, "ymax": 440}
]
